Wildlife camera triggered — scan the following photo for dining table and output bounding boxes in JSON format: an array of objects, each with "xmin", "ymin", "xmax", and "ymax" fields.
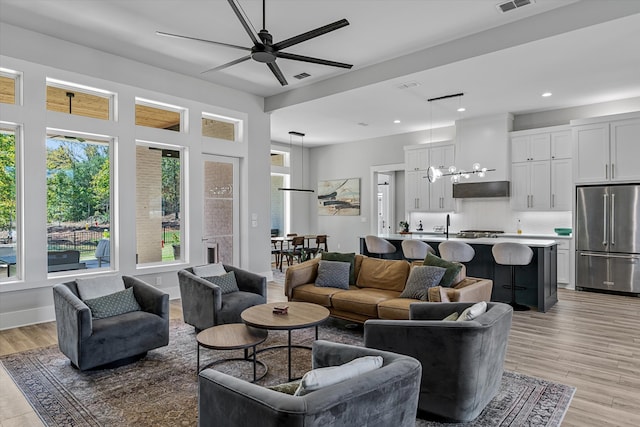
[{"xmin": 271, "ymin": 235, "xmax": 326, "ymax": 271}]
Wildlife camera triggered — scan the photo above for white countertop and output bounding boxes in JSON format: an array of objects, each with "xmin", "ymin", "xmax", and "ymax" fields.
[
  {"xmin": 373, "ymin": 234, "xmax": 558, "ymax": 247},
  {"xmin": 409, "ymin": 231, "xmax": 572, "ymax": 240}
]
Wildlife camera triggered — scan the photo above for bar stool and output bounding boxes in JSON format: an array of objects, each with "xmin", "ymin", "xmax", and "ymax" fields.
[
  {"xmin": 492, "ymin": 242, "xmax": 533, "ymax": 311},
  {"xmin": 364, "ymin": 235, "xmax": 396, "ymax": 259},
  {"xmin": 438, "ymin": 241, "xmax": 475, "ymax": 263},
  {"xmin": 401, "ymin": 240, "xmax": 435, "ymax": 261}
]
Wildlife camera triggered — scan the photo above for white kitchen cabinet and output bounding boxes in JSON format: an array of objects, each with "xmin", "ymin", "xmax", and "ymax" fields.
[
  {"xmin": 555, "ymin": 239, "xmax": 572, "ymax": 285},
  {"xmin": 550, "ymin": 130, "xmax": 572, "ymax": 159},
  {"xmin": 405, "ymin": 143, "xmax": 454, "ymax": 212},
  {"xmin": 404, "ymin": 146, "xmax": 429, "ymax": 171},
  {"xmin": 550, "ymin": 158, "xmax": 572, "ymax": 211},
  {"xmin": 573, "ymin": 116, "xmax": 640, "ymax": 183},
  {"xmin": 405, "ymin": 170, "xmax": 429, "ymax": 211},
  {"xmin": 511, "ymin": 161, "xmax": 551, "ymax": 210},
  {"xmin": 610, "ymin": 118, "xmax": 640, "ymax": 181},
  {"xmin": 511, "ymin": 133, "xmax": 551, "ymax": 163},
  {"xmin": 428, "ymin": 145, "xmax": 455, "ymax": 212}
]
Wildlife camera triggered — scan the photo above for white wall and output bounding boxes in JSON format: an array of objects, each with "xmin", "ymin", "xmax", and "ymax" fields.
[{"xmin": 0, "ymin": 24, "xmax": 271, "ymax": 329}]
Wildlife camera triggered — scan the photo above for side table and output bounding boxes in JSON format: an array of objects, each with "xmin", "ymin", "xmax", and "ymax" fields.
[{"xmin": 196, "ymin": 323, "xmax": 268, "ymax": 382}]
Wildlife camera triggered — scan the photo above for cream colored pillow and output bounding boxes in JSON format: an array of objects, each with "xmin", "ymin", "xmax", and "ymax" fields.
[
  {"xmin": 443, "ymin": 312, "xmax": 459, "ymax": 321},
  {"xmin": 294, "ymin": 355, "xmax": 383, "ymax": 396},
  {"xmin": 456, "ymin": 301, "xmax": 487, "ymax": 321}
]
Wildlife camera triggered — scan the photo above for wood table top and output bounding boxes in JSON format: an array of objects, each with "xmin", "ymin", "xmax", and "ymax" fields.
[
  {"xmin": 196, "ymin": 323, "xmax": 268, "ymax": 350},
  {"xmin": 241, "ymin": 302, "xmax": 330, "ymax": 330}
]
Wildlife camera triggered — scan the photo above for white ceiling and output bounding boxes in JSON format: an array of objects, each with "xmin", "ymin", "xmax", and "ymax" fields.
[{"xmin": 2, "ymin": 0, "xmax": 639, "ymax": 146}]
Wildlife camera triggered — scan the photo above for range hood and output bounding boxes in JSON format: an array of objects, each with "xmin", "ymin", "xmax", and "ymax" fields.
[{"xmin": 452, "ymin": 181, "xmax": 510, "ymax": 198}]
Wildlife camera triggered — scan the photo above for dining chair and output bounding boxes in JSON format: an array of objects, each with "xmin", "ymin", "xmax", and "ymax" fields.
[
  {"xmin": 282, "ymin": 236, "xmax": 306, "ymax": 266},
  {"xmin": 306, "ymin": 234, "xmax": 328, "ymax": 258}
]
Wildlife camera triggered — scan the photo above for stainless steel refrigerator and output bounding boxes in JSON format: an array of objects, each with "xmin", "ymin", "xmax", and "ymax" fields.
[{"xmin": 576, "ymin": 185, "xmax": 640, "ymax": 294}]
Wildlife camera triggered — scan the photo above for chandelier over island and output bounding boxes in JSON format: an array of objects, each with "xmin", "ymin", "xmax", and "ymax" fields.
[{"xmin": 426, "ymin": 163, "xmax": 496, "ymax": 183}]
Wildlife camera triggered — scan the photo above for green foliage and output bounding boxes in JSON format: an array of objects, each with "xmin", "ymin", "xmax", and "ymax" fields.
[
  {"xmin": 162, "ymin": 156, "xmax": 180, "ymax": 217},
  {"xmin": 46, "ymin": 138, "xmax": 110, "ymax": 223},
  {"xmin": 0, "ymin": 133, "xmax": 16, "ymax": 230}
]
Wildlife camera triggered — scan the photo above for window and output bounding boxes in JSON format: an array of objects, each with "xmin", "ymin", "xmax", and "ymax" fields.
[
  {"xmin": 46, "ymin": 79, "xmax": 113, "ymax": 120},
  {"xmin": 0, "ymin": 125, "xmax": 18, "ymax": 280},
  {"xmin": 136, "ymin": 98, "xmax": 184, "ymax": 132},
  {"xmin": 0, "ymin": 69, "xmax": 20, "ymax": 105},
  {"xmin": 46, "ymin": 131, "xmax": 112, "ymax": 273},
  {"xmin": 202, "ymin": 113, "xmax": 239, "ymax": 141},
  {"xmin": 135, "ymin": 142, "xmax": 183, "ymax": 265}
]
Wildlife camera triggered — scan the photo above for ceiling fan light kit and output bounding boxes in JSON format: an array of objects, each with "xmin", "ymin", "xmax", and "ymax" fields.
[{"xmin": 157, "ymin": 0, "xmax": 353, "ymax": 86}]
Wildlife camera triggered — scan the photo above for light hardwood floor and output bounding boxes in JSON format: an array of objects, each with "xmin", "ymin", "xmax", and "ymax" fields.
[{"xmin": 1, "ymin": 286, "xmax": 639, "ymax": 426}]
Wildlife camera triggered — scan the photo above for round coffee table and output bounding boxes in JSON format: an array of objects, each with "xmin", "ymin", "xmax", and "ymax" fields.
[
  {"xmin": 241, "ymin": 302, "xmax": 330, "ymax": 381},
  {"xmin": 196, "ymin": 323, "xmax": 268, "ymax": 382}
]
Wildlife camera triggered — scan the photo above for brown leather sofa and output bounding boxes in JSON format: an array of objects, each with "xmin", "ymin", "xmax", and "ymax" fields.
[{"xmin": 285, "ymin": 255, "xmax": 492, "ymax": 323}]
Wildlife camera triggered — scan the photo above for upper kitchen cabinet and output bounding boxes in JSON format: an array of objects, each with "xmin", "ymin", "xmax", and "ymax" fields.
[
  {"xmin": 404, "ymin": 146, "xmax": 429, "ymax": 171},
  {"xmin": 511, "ymin": 133, "xmax": 550, "ymax": 162},
  {"xmin": 573, "ymin": 113, "xmax": 640, "ymax": 184},
  {"xmin": 510, "ymin": 126, "xmax": 572, "ymax": 211},
  {"xmin": 404, "ymin": 143, "xmax": 455, "ymax": 212}
]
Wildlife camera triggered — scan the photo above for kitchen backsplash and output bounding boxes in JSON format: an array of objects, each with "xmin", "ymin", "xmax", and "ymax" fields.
[{"xmin": 408, "ymin": 198, "xmax": 572, "ymax": 235}]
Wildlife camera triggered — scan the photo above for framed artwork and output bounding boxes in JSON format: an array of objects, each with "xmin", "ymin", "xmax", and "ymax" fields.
[{"xmin": 317, "ymin": 178, "xmax": 360, "ymax": 216}]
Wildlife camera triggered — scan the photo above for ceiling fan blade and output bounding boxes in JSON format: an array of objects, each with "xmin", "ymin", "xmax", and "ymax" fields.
[
  {"xmin": 201, "ymin": 55, "xmax": 252, "ymax": 74},
  {"xmin": 276, "ymin": 52, "xmax": 353, "ymax": 69},
  {"xmin": 267, "ymin": 62, "xmax": 288, "ymax": 86},
  {"xmin": 227, "ymin": 0, "xmax": 260, "ymax": 46},
  {"xmin": 273, "ymin": 19, "xmax": 349, "ymax": 51},
  {"xmin": 156, "ymin": 31, "xmax": 251, "ymax": 51}
]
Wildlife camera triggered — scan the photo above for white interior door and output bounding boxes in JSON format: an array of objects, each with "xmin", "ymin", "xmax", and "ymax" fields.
[{"xmin": 202, "ymin": 155, "xmax": 239, "ymax": 265}]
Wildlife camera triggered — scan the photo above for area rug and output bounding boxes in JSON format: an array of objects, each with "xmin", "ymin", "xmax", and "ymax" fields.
[{"xmin": 1, "ymin": 319, "xmax": 574, "ymax": 427}]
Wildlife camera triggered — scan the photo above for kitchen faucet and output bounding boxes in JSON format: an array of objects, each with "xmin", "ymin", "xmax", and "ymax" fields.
[{"xmin": 446, "ymin": 214, "xmax": 450, "ymax": 240}]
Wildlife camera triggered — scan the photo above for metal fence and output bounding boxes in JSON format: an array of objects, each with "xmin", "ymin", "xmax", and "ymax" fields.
[{"xmin": 47, "ymin": 229, "xmax": 103, "ymax": 253}]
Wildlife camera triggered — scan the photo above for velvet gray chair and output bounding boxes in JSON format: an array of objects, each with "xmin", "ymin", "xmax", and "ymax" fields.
[
  {"xmin": 364, "ymin": 302, "xmax": 513, "ymax": 422},
  {"xmin": 53, "ymin": 276, "xmax": 169, "ymax": 371},
  {"xmin": 198, "ymin": 340, "xmax": 422, "ymax": 427},
  {"xmin": 178, "ymin": 264, "xmax": 266, "ymax": 332}
]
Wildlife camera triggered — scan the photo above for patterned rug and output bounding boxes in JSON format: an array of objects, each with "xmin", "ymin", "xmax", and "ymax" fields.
[{"xmin": 1, "ymin": 319, "xmax": 574, "ymax": 427}]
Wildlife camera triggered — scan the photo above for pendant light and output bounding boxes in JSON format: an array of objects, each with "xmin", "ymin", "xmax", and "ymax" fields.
[{"xmin": 278, "ymin": 131, "xmax": 314, "ymax": 193}]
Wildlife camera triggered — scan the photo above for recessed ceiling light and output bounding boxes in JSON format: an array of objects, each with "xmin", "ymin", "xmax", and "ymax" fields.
[
  {"xmin": 393, "ymin": 119, "xmax": 401, "ymax": 124},
  {"xmin": 457, "ymin": 107, "xmax": 466, "ymax": 112},
  {"xmin": 542, "ymin": 92, "xmax": 552, "ymax": 97}
]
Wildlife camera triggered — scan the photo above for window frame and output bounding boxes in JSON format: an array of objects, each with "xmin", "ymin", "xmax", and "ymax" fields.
[
  {"xmin": 46, "ymin": 78, "xmax": 116, "ymax": 121},
  {"xmin": 0, "ymin": 122, "xmax": 21, "ymax": 283},
  {"xmin": 0, "ymin": 68, "xmax": 22, "ymax": 106},
  {"xmin": 135, "ymin": 97, "xmax": 187, "ymax": 133},
  {"xmin": 202, "ymin": 112, "xmax": 242, "ymax": 142}
]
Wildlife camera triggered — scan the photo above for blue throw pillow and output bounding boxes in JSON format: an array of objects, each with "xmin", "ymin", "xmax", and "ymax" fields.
[
  {"xmin": 315, "ymin": 260, "xmax": 350, "ymax": 289},
  {"xmin": 84, "ymin": 287, "xmax": 141, "ymax": 319},
  {"xmin": 202, "ymin": 271, "xmax": 239, "ymax": 294}
]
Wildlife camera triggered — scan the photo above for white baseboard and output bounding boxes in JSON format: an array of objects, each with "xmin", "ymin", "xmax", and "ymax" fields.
[{"xmin": 0, "ymin": 305, "xmax": 56, "ymax": 331}]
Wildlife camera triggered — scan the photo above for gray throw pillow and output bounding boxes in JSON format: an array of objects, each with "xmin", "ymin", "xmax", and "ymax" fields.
[
  {"xmin": 423, "ymin": 253, "xmax": 463, "ymax": 287},
  {"xmin": 203, "ymin": 271, "xmax": 239, "ymax": 294},
  {"xmin": 321, "ymin": 252, "xmax": 356, "ymax": 285},
  {"xmin": 399, "ymin": 266, "xmax": 446, "ymax": 300},
  {"xmin": 315, "ymin": 260, "xmax": 350, "ymax": 289},
  {"xmin": 84, "ymin": 287, "xmax": 141, "ymax": 319}
]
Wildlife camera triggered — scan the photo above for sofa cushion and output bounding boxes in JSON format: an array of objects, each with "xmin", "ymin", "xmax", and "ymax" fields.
[
  {"xmin": 83, "ymin": 287, "xmax": 141, "ymax": 319},
  {"xmin": 292, "ymin": 284, "xmax": 349, "ymax": 307},
  {"xmin": 427, "ymin": 286, "xmax": 452, "ymax": 302},
  {"xmin": 399, "ymin": 266, "xmax": 446, "ymax": 300},
  {"xmin": 202, "ymin": 271, "xmax": 239, "ymax": 294},
  {"xmin": 76, "ymin": 275, "xmax": 125, "ymax": 300},
  {"xmin": 356, "ymin": 258, "xmax": 410, "ymax": 292},
  {"xmin": 315, "ymin": 260, "xmax": 350, "ymax": 289},
  {"xmin": 331, "ymin": 288, "xmax": 400, "ymax": 317},
  {"xmin": 377, "ymin": 298, "xmax": 416, "ymax": 320},
  {"xmin": 321, "ymin": 252, "xmax": 356, "ymax": 285},
  {"xmin": 423, "ymin": 253, "xmax": 463, "ymax": 287},
  {"xmin": 294, "ymin": 355, "xmax": 383, "ymax": 396}
]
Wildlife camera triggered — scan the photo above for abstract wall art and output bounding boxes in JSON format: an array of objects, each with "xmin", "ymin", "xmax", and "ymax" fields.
[{"xmin": 317, "ymin": 178, "xmax": 360, "ymax": 216}]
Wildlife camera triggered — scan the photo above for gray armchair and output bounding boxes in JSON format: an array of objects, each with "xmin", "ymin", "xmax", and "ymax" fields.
[
  {"xmin": 364, "ymin": 302, "xmax": 513, "ymax": 422},
  {"xmin": 198, "ymin": 340, "xmax": 421, "ymax": 427},
  {"xmin": 53, "ymin": 276, "xmax": 169, "ymax": 371},
  {"xmin": 178, "ymin": 264, "xmax": 266, "ymax": 332}
]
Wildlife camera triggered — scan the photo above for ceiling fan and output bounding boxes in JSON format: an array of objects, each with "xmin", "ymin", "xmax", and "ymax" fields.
[{"xmin": 157, "ymin": 0, "xmax": 353, "ymax": 86}]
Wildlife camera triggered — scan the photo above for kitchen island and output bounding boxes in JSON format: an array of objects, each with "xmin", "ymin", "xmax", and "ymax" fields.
[{"xmin": 359, "ymin": 234, "xmax": 558, "ymax": 312}]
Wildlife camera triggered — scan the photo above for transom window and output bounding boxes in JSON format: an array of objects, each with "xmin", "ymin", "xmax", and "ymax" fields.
[
  {"xmin": 46, "ymin": 79, "xmax": 114, "ymax": 120},
  {"xmin": 136, "ymin": 98, "xmax": 185, "ymax": 132},
  {"xmin": 202, "ymin": 113, "xmax": 239, "ymax": 141}
]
